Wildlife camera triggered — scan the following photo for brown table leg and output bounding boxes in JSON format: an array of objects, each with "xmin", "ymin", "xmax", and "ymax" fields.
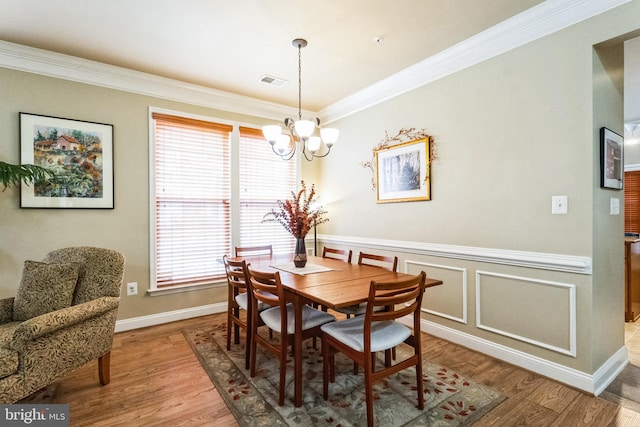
[{"xmin": 294, "ymin": 293, "xmax": 303, "ymax": 407}]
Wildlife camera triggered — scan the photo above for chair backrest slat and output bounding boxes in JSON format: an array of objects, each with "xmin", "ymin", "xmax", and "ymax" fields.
[
  {"xmin": 223, "ymin": 255, "xmax": 250, "ymax": 291},
  {"xmin": 366, "ymin": 271, "xmax": 427, "ymax": 324},
  {"xmin": 235, "ymin": 245, "xmax": 273, "ymax": 257},
  {"xmin": 358, "ymin": 252, "xmax": 398, "ymax": 272},
  {"xmin": 322, "ymin": 247, "xmax": 353, "ymax": 263},
  {"xmin": 247, "ymin": 268, "xmax": 283, "ymax": 308}
]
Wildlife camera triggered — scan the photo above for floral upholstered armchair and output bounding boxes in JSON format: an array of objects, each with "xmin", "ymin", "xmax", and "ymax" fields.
[{"xmin": 0, "ymin": 246, "xmax": 125, "ymax": 403}]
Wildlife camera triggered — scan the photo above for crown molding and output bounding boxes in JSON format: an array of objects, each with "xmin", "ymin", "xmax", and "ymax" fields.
[
  {"xmin": 0, "ymin": 0, "xmax": 630, "ymax": 124},
  {"xmin": 0, "ymin": 39, "xmax": 302, "ymax": 122},
  {"xmin": 319, "ymin": 0, "xmax": 631, "ymax": 123}
]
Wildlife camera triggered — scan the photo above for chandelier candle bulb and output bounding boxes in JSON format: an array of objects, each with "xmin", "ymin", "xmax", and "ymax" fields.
[
  {"xmin": 308, "ymin": 136, "xmax": 321, "ymax": 153},
  {"xmin": 294, "ymin": 120, "xmax": 315, "ymax": 139},
  {"xmin": 321, "ymin": 128, "xmax": 339, "ymax": 146}
]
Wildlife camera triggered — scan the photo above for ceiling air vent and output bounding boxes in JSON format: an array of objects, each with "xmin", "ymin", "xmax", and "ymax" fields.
[{"xmin": 260, "ymin": 75, "xmax": 288, "ymax": 87}]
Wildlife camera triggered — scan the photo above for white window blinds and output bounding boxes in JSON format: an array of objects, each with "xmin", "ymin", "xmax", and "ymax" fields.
[
  {"xmin": 153, "ymin": 113, "xmax": 232, "ymax": 288},
  {"xmin": 239, "ymin": 126, "xmax": 296, "ymax": 255}
]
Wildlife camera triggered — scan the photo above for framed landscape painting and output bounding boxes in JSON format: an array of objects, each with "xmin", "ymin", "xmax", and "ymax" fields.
[
  {"xmin": 20, "ymin": 113, "xmax": 114, "ymax": 208},
  {"xmin": 374, "ymin": 137, "xmax": 431, "ymax": 203}
]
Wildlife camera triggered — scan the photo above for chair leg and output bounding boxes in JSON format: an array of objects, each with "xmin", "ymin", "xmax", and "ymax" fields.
[
  {"xmin": 415, "ymin": 354, "xmax": 425, "ymax": 410},
  {"xmin": 278, "ymin": 339, "xmax": 288, "ymax": 406},
  {"xmin": 364, "ymin": 358, "xmax": 375, "ymax": 427},
  {"xmin": 323, "ymin": 339, "xmax": 331, "ymax": 399},
  {"xmin": 98, "ymin": 352, "xmax": 111, "ymax": 385},
  {"xmin": 226, "ymin": 311, "xmax": 232, "ymax": 351},
  {"xmin": 245, "ymin": 313, "xmax": 252, "ymax": 370},
  {"xmin": 234, "ymin": 322, "xmax": 240, "ymax": 345},
  {"xmin": 250, "ymin": 314, "xmax": 259, "ymax": 377}
]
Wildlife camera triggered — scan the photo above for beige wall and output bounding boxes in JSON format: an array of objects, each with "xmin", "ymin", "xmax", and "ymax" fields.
[
  {"xmin": 0, "ymin": 69, "xmax": 273, "ymax": 320},
  {"xmin": 313, "ymin": 1, "xmax": 640, "ymax": 377},
  {"xmin": 1, "ymin": 0, "xmax": 640, "ymax": 389}
]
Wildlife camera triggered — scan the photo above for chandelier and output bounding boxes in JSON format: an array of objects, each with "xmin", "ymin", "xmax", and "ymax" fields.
[{"xmin": 262, "ymin": 38, "xmax": 339, "ymax": 161}]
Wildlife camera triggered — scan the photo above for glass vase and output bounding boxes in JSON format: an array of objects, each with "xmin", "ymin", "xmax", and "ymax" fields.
[{"xmin": 293, "ymin": 238, "xmax": 307, "ymax": 268}]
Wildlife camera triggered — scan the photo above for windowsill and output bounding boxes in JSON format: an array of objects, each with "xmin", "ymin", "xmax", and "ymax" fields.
[{"xmin": 147, "ymin": 280, "xmax": 226, "ymax": 296}]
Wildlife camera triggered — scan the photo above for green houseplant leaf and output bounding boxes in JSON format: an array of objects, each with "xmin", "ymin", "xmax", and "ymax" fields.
[{"xmin": 0, "ymin": 161, "xmax": 56, "ymax": 191}]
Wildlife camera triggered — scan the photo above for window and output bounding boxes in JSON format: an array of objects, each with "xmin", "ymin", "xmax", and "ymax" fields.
[
  {"xmin": 152, "ymin": 113, "xmax": 232, "ymax": 288},
  {"xmin": 625, "ymin": 171, "xmax": 640, "ymax": 233},
  {"xmin": 151, "ymin": 112, "xmax": 297, "ymax": 290},
  {"xmin": 239, "ymin": 127, "xmax": 296, "ymax": 254}
]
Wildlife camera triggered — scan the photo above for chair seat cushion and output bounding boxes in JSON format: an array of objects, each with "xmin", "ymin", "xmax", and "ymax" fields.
[
  {"xmin": 335, "ymin": 302, "xmax": 385, "ymax": 316},
  {"xmin": 321, "ymin": 316, "xmax": 411, "ymax": 353},
  {"xmin": 235, "ymin": 292, "xmax": 271, "ymax": 312},
  {"xmin": 0, "ymin": 347, "xmax": 19, "ymax": 378},
  {"xmin": 260, "ymin": 303, "xmax": 335, "ymax": 334},
  {"xmin": 13, "ymin": 261, "xmax": 80, "ymax": 321},
  {"xmin": 0, "ymin": 321, "xmax": 20, "ymax": 349}
]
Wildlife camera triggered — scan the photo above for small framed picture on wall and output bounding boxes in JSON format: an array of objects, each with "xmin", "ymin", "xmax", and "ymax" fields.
[{"xmin": 600, "ymin": 127, "xmax": 623, "ymax": 190}]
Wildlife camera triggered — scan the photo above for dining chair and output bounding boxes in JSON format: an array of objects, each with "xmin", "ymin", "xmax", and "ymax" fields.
[
  {"xmin": 248, "ymin": 267, "xmax": 336, "ymax": 406},
  {"xmin": 358, "ymin": 252, "xmax": 398, "ymax": 271},
  {"xmin": 223, "ymin": 255, "xmax": 271, "ymax": 370},
  {"xmin": 336, "ymin": 252, "xmax": 399, "ymax": 318},
  {"xmin": 321, "ymin": 271, "xmax": 427, "ymax": 427},
  {"xmin": 322, "ymin": 246, "xmax": 353, "ymax": 263},
  {"xmin": 235, "ymin": 245, "xmax": 273, "ymax": 257}
]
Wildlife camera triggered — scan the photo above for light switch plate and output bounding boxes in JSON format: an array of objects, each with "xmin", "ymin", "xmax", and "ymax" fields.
[
  {"xmin": 610, "ymin": 198, "xmax": 620, "ymax": 215},
  {"xmin": 552, "ymin": 195, "xmax": 568, "ymax": 215}
]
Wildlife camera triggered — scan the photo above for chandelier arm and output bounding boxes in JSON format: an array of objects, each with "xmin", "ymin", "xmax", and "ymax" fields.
[
  {"xmin": 301, "ymin": 143, "xmax": 315, "ymax": 162},
  {"xmin": 271, "ymin": 143, "xmax": 296, "ymax": 161},
  {"xmin": 309, "ymin": 145, "xmax": 332, "ymax": 158}
]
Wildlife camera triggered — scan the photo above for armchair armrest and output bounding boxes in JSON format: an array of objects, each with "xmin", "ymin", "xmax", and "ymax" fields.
[
  {"xmin": 0, "ymin": 297, "xmax": 14, "ymax": 324},
  {"xmin": 11, "ymin": 296, "xmax": 120, "ymax": 351}
]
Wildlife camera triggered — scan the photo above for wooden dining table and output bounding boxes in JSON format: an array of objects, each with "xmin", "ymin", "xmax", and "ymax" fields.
[{"xmin": 235, "ymin": 254, "xmax": 443, "ymax": 407}]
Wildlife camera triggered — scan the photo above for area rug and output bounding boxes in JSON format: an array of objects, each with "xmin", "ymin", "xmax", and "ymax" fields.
[
  {"xmin": 601, "ymin": 363, "xmax": 640, "ymax": 413},
  {"xmin": 183, "ymin": 324, "xmax": 505, "ymax": 426}
]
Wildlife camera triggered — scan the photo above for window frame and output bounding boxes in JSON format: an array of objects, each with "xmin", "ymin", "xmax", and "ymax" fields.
[{"xmin": 148, "ymin": 107, "xmax": 299, "ymax": 294}]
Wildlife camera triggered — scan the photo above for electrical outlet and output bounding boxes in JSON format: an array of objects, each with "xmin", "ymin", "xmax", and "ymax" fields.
[{"xmin": 126, "ymin": 282, "xmax": 138, "ymax": 296}]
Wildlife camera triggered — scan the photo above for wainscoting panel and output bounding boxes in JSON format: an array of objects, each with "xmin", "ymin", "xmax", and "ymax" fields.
[
  {"xmin": 475, "ymin": 270, "xmax": 576, "ymax": 357},
  {"xmin": 406, "ymin": 260, "xmax": 468, "ymax": 324}
]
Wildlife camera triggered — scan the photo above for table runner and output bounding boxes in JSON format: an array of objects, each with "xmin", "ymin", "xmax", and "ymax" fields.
[{"xmin": 270, "ymin": 262, "xmax": 333, "ymax": 275}]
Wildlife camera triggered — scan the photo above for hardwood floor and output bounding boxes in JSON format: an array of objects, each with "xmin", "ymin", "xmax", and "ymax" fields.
[{"xmin": 47, "ymin": 313, "xmax": 640, "ymax": 426}]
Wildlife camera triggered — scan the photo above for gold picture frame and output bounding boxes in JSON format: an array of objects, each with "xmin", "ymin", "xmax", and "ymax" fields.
[{"xmin": 375, "ymin": 137, "xmax": 431, "ymax": 203}]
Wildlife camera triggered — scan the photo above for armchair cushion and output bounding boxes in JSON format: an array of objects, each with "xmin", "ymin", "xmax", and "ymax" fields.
[
  {"xmin": 0, "ymin": 321, "xmax": 20, "ymax": 348},
  {"xmin": 13, "ymin": 261, "xmax": 79, "ymax": 321},
  {"xmin": 0, "ymin": 348, "xmax": 19, "ymax": 379}
]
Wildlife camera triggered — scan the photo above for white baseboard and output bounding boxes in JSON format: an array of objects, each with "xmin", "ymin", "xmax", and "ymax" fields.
[
  {"xmin": 114, "ymin": 302, "xmax": 227, "ymax": 333},
  {"xmin": 419, "ymin": 317, "xmax": 628, "ymax": 395}
]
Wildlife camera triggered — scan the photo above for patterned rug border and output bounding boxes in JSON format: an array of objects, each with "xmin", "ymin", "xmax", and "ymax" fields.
[{"xmin": 183, "ymin": 325, "xmax": 505, "ymax": 426}]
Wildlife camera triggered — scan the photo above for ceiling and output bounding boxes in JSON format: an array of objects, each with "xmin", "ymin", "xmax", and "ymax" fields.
[{"xmin": 0, "ymin": 0, "xmax": 543, "ymax": 113}]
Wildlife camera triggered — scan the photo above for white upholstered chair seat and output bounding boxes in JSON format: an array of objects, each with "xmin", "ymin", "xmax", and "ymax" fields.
[
  {"xmin": 260, "ymin": 303, "xmax": 335, "ymax": 334},
  {"xmin": 235, "ymin": 292, "xmax": 271, "ymax": 312},
  {"xmin": 320, "ymin": 316, "xmax": 411, "ymax": 353}
]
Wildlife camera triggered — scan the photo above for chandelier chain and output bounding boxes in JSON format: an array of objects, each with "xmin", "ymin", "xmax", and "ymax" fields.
[{"xmin": 298, "ymin": 44, "xmax": 302, "ymax": 121}]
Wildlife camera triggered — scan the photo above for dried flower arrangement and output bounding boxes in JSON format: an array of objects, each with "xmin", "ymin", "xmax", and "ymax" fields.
[{"xmin": 262, "ymin": 181, "xmax": 328, "ymax": 239}]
